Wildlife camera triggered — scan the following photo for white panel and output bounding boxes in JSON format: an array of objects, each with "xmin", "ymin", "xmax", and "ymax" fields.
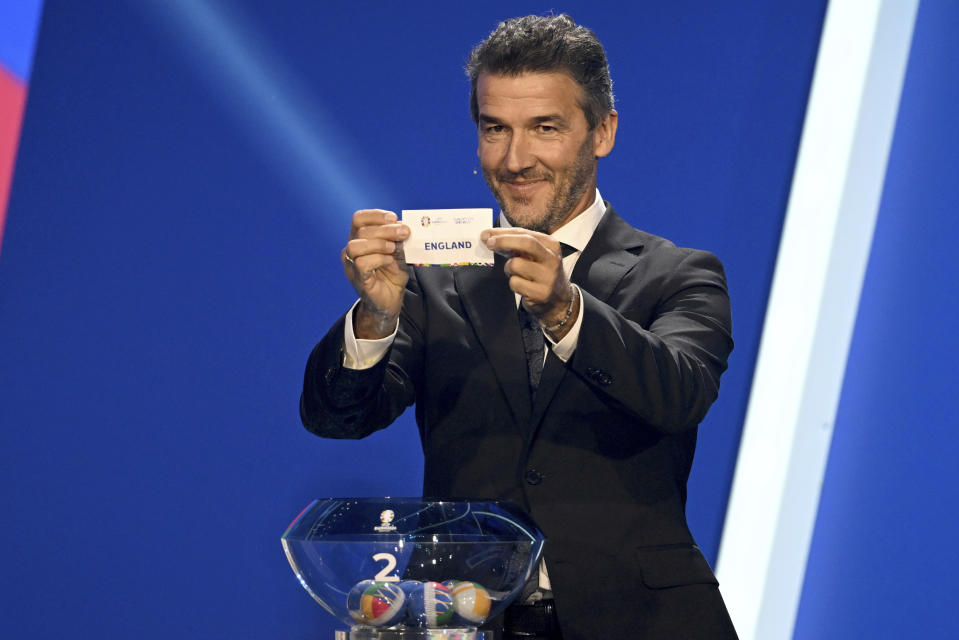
[{"xmin": 715, "ymin": 1, "xmax": 918, "ymax": 638}]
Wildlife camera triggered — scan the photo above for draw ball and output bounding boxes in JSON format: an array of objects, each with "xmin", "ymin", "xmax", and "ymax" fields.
[
  {"xmin": 406, "ymin": 580, "xmax": 454, "ymax": 627},
  {"xmin": 450, "ymin": 580, "xmax": 492, "ymax": 624},
  {"xmin": 346, "ymin": 580, "xmax": 406, "ymax": 627}
]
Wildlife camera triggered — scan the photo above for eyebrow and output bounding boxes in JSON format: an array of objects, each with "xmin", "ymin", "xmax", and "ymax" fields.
[
  {"xmin": 477, "ymin": 114, "xmax": 569, "ymax": 127},
  {"xmin": 530, "ymin": 114, "xmax": 568, "ymax": 126}
]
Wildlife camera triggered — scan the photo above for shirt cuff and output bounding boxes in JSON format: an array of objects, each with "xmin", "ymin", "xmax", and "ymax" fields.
[
  {"xmin": 342, "ymin": 299, "xmax": 397, "ymax": 369},
  {"xmin": 545, "ymin": 284, "xmax": 583, "ymax": 362}
]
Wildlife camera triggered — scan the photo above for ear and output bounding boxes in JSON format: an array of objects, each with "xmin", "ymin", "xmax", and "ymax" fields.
[{"xmin": 592, "ymin": 109, "xmax": 618, "ymax": 158}]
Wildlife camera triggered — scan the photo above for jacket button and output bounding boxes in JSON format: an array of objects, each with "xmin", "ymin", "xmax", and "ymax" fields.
[{"xmin": 525, "ymin": 469, "xmax": 543, "ymax": 485}]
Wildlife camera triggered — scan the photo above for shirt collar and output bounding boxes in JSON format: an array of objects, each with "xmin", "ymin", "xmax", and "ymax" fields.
[{"xmin": 498, "ymin": 189, "xmax": 606, "ymax": 253}]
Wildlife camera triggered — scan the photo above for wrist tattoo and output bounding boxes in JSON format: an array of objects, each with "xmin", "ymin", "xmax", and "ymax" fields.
[{"xmin": 358, "ymin": 300, "xmax": 398, "ymax": 333}]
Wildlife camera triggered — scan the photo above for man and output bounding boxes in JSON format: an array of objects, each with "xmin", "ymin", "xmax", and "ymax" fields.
[{"xmin": 301, "ymin": 14, "xmax": 737, "ymax": 639}]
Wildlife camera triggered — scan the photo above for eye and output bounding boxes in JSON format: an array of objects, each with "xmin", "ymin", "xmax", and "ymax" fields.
[
  {"xmin": 535, "ymin": 124, "xmax": 560, "ymax": 135},
  {"xmin": 484, "ymin": 125, "xmax": 506, "ymax": 134}
]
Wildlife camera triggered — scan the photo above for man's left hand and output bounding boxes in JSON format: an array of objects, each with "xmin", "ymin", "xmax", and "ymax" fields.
[{"xmin": 481, "ymin": 228, "xmax": 579, "ymax": 340}]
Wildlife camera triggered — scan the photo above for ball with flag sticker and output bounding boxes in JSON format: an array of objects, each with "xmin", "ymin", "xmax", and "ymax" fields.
[
  {"xmin": 448, "ymin": 580, "xmax": 492, "ymax": 624},
  {"xmin": 346, "ymin": 580, "xmax": 406, "ymax": 626},
  {"xmin": 406, "ymin": 580, "xmax": 454, "ymax": 627}
]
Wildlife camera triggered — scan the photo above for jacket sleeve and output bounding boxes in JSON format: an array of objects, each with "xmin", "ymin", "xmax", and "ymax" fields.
[
  {"xmin": 570, "ymin": 248, "xmax": 733, "ymax": 434},
  {"xmin": 299, "ymin": 274, "xmax": 425, "ymax": 439}
]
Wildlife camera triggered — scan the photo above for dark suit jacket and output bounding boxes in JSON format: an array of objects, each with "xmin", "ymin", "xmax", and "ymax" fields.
[{"xmin": 301, "ymin": 205, "xmax": 736, "ymax": 638}]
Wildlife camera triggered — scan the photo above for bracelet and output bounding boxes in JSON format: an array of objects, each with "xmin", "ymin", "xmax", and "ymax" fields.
[{"xmin": 543, "ymin": 285, "xmax": 578, "ymax": 333}]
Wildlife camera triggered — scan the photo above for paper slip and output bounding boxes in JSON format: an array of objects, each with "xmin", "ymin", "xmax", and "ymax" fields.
[{"xmin": 401, "ymin": 208, "xmax": 494, "ymax": 267}]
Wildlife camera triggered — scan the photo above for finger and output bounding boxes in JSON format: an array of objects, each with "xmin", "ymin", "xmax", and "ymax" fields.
[
  {"xmin": 507, "ymin": 270, "xmax": 561, "ymax": 308},
  {"xmin": 356, "ymin": 222, "xmax": 410, "ymax": 241},
  {"xmin": 350, "ymin": 210, "xmax": 399, "ymax": 236},
  {"xmin": 481, "ymin": 227, "xmax": 551, "ymax": 242},
  {"xmin": 483, "ymin": 231, "xmax": 560, "ymax": 261},
  {"xmin": 509, "ymin": 275, "xmax": 553, "ymax": 306},
  {"xmin": 503, "ymin": 254, "xmax": 553, "ymax": 282},
  {"xmin": 347, "ymin": 237, "xmax": 398, "ymax": 260},
  {"xmin": 481, "ymin": 228, "xmax": 560, "ymax": 259},
  {"xmin": 352, "ymin": 253, "xmax": 396, "ymax": 279}
]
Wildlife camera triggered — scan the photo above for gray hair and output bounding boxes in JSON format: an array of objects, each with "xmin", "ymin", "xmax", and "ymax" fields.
[{"xmin": 466, "ymin": 14, "xmax": 614, "ymax": 129}]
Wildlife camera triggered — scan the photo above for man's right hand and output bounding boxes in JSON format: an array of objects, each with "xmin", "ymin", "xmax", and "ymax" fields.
[{"xmin": 342, "ymin": 209, "xmax": 410, "ymax": 339}]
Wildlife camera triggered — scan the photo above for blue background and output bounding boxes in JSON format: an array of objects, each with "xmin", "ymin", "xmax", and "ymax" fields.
[
  {"xmin": 5, "ymin": 1, "xmax": 955, "ymax": 638},
  {"xmin": 0, "ymin": 0, "xmax": 44, "ymax": 81}
]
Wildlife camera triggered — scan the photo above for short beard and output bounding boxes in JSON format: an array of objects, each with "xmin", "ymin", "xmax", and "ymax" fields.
[{"xmin": 484, "ymin": 135, "xmax": 596, "ymax": 234}]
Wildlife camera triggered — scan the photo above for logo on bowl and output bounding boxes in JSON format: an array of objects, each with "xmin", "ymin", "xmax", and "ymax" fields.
[{"xmin": 374, "ymin": 509, "xmax": 397, "ymax": 532}]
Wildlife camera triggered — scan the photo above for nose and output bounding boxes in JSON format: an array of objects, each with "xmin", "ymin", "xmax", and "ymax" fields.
[{"xmin": 504, "ymin": 131, "xmax": 534, "ymax": 174}]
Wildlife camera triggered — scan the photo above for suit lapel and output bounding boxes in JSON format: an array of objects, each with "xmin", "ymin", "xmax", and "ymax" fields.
[
  {"xmin": 454, "ymin": 254, "xmax": 533, "ymax": 426},
  {"xmin": 572, "ymin": 205, "xmax": 647, "ymax": 301},
  {"xmin": 529, "ymin": 350, "xmax": 567, "ymax": 436},
  {"xmin": 527, "ymin": 206, "xmax": 647, "ymax": 433}
]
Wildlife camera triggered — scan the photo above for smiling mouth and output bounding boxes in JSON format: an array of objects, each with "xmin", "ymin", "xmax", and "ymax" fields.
[{"xmin": 503, "ymin": 179, "xmax": 546, "ymax": 193}]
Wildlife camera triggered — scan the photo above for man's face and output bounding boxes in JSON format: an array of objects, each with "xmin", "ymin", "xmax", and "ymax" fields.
[{"xmin": 476, "ymin": 72, "xmax": 616, "ymax": 234}]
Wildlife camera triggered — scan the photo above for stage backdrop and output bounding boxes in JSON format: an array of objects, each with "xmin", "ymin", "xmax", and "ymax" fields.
[
  {"xmin": 17, "ymin": 1, "xmax": 947, "ymax": 638},
  {"xmin": 0, "ymin": 0, "xmax": 44, "ymax": 248},
  {"xmin": 793, "ymin": 2, "xmax": 959, "ymax": 638}
]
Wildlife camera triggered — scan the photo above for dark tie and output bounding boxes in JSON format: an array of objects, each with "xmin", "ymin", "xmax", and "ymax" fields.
[
  {"xmin": 518, "ymin": 304, "xmax": 546, "ymax": 394},
  {"xmin": 518, "ymin": 243, "xmax": 577, "ymax": 395}
]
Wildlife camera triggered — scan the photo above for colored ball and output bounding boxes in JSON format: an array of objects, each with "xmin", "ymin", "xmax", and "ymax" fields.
[
  {"xmin": 449, "ymin": 581, "xmax": 492, "ymax": 624},
  {"xmin": 441, "ymin": 579, "xmax": 459, "ymax": 597},
  {"xmin": 406, "ymin": 580, "xmax": 454, "ymax": 627},
  {"xmin": 346, "ymin": 580, "xmax": 406, "ymax": 627},
  {"xmin": 399, "ymin": 580, "xmax": 423, "ymax": 595},
  {"xmin": 398, "ymin": 580, "xmax": 424, "ymax": 624}
]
